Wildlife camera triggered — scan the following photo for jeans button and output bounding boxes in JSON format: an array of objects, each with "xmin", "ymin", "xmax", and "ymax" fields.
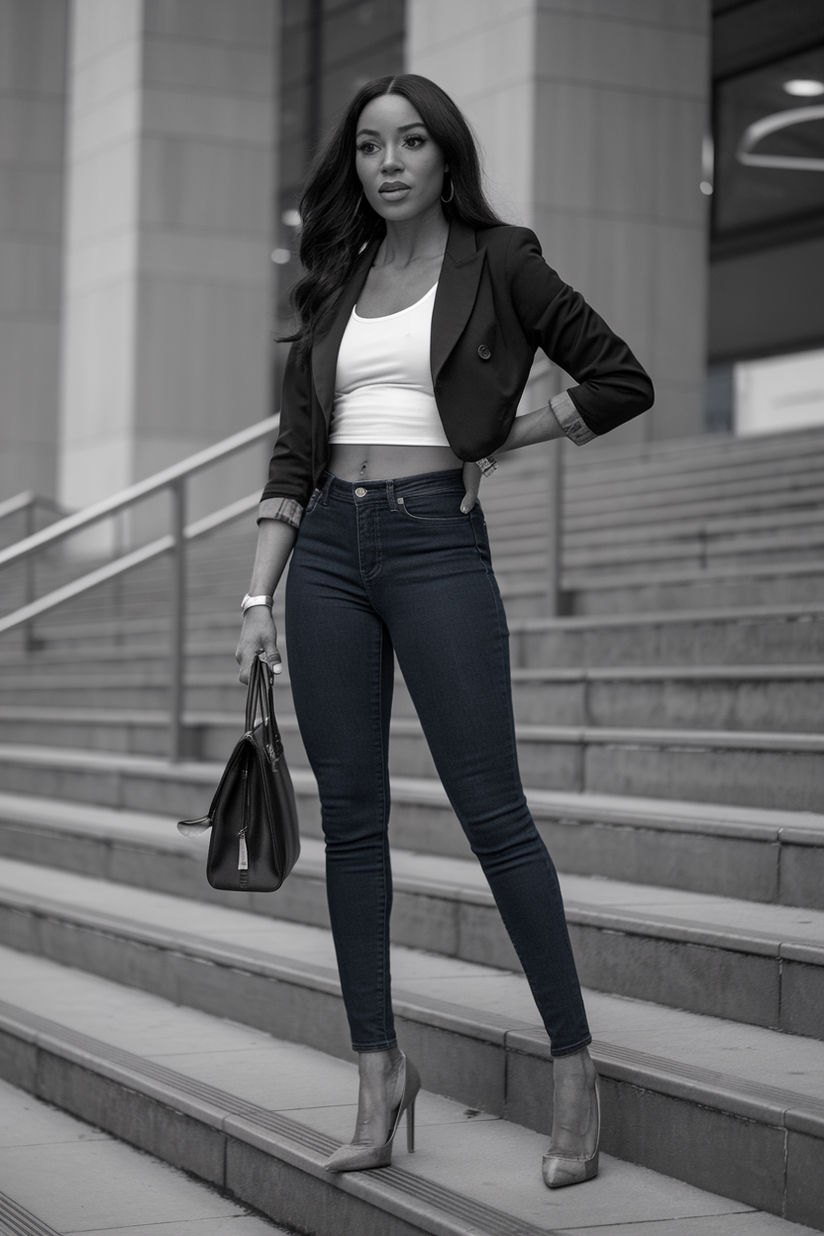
[{"xmin": 355, "ymin": 487, "xmax": 367, "ymax": 497}]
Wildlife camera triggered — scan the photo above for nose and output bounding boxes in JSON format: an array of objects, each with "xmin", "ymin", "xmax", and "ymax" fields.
[{"xmin": 381, "ymin": 144, "xmax": 403, "ymax": 173}]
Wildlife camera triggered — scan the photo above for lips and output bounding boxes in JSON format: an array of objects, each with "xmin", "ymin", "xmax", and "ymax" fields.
[{"xmin": 379, "ymin": 182, "xmax": 410, "ymax": 195}]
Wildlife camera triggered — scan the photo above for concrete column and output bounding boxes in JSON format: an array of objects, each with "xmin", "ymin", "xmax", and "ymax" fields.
[
  {"xmin": 0, "ymin": 0, "xmax": 68, "ymax": 500},
  {"xmin": 407, "ymin": 0, "xmax": 711, "ymax": 441},
  {"xmin": 58, "ymin": 0, "xmax": 278, "ymax": 519}
]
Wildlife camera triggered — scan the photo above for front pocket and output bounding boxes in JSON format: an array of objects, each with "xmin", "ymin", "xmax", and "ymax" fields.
[{"xmin": 397, "ymin": 490, "xmax": 471, "ymax": 522}]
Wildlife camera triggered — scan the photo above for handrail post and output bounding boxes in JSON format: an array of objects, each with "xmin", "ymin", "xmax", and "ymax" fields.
[
  {"xmin": 23, "ymin": 498, "xmax": 36, "ymax": 652},
  {"xmin": 545, "ymin": 437, "xmax": 563, "ymax": 617},
  {"xmin": 169, "ymin": 478, "xmax": 186, "ymax": 762}
]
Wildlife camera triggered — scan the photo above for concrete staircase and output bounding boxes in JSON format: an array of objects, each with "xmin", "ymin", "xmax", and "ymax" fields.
[{"xmin": 0, "ymin": 428, "xmax": 823, "ymax": 1233}]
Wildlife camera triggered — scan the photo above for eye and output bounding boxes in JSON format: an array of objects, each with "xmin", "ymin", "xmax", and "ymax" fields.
[
  {"xmin": 404, "ymin": 134, "xmax": 426, "ymax": 149},
  {"xmin": 357, "ymin": 141, "xmax": 379, "ymax": 155}
]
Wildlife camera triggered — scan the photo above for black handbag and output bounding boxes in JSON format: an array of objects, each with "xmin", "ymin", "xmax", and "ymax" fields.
[{"xmin": 178, "ymin": 655, "xmax": 300, "ymax": 891}]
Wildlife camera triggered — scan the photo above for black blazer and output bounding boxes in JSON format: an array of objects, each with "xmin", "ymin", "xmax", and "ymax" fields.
[{"xmin": 262, "ymin": 220, "xmax": 654, "ymax": 506}]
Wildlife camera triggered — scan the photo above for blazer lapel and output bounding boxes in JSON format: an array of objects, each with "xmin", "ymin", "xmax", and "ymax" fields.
[
  {"xmin": 312, "ymin": 240, "xmax": 379, "ymax": 425},
  {"xmin": 311, "ymin": 222, "xmax": 484, "ymax": 420},
  {"xmin": 431, "ymin": 220, "xmax": 485, "ymax": 382}
]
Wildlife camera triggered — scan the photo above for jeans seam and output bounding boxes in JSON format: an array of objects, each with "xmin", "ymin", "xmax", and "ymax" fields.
[
  {"xmin": 373, "ymin": 619, "xmax": 392, "ymax": 1047},
  {"xmin": 469, "ymin": 514, "xmax": 590, "ymax": 1053},
  {"xmin": 470, "ymin": 516, "xmax": 520, "ymax": 789}
]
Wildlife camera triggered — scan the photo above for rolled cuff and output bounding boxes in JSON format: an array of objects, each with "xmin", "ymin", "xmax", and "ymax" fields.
[
  {"xmin": 257, "ymin": 496, "xmax": 304, "ymax": 528},
  {"xmin": 550, "ymin": 390, "xmax": 597, "ymax": 446}
]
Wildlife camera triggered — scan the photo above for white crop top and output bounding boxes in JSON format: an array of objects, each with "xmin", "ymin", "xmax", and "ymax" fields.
[{"xmin": 329, "ymin": 282, "xmax": 451, "ymax": 446}]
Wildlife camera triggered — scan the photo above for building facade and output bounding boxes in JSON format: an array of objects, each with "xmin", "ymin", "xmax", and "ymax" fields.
[{"xmin": 0, "ymin": 0, "xmax": 822, "ymax": 508}]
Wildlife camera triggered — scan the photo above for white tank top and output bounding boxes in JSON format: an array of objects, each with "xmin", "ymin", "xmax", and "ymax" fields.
[{"xmin": 329, "ymin": 282, "xmax": 450, "ymax": 446}]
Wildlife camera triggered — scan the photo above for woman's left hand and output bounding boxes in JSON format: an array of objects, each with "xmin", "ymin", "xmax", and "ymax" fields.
[{"xmin": 460, "ymin": 460, "xmax": 482, "ymax": 513}]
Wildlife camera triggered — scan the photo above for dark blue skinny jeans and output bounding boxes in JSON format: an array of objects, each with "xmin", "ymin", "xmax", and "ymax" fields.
[{"xmin": 285, "ymin": 469, "xmax": 591, "ymax": 1057}]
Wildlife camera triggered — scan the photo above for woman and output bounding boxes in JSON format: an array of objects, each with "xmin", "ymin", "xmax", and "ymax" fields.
[{"xmin": 237, "ymin": 74, "xmax": 653, "ymax": 1188}]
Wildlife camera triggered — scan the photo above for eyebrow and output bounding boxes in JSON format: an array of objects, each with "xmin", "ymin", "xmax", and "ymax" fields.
[{"xmin": 356, "ymin": 122, "xmax": 427, "ymax": 137}]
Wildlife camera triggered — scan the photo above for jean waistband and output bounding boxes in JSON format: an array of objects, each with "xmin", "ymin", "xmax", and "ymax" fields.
[{"xmin": 318, "ymin": 468, "xmax": 464, "ymax": 507}]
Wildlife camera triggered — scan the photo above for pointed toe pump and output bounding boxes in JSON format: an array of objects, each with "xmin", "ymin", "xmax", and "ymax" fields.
[
  {"xmin": 542, "ymin": 1073, "xmax": 600, "ymax": 1189},
  {"xmin": 324, "ymin": 1052, "xmax": 421, "ymax": 1173}
]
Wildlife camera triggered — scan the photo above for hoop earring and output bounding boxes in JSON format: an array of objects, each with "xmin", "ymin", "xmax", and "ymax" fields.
[{"xmin": 441, "ymin": 175, "xmax": 454, "ymax": 204}]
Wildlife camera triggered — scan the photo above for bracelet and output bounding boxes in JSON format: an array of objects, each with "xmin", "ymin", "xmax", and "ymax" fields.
[
  {"xmin": 475, "ymin": 456, "xmax": 498, "ymax": 477},
  {"xmin": 241, "ymin": 593, "xmax": 274, "ymax": 615}
]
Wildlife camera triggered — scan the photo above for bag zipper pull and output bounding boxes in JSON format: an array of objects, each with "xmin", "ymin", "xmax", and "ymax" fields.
[{"xmin": 238, "ymin": 828, "xmax": 249, "ymax": 871}]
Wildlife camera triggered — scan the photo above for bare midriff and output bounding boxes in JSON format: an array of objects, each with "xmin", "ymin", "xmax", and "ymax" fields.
[{"xmin": 327, "ymin": 442, "xmax": 462, "ymax": 482}]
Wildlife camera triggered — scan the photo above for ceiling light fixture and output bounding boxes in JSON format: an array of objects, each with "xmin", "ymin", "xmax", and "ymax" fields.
[
  {"xmin": 737, "ymin": 105, "xmax": 824, "ymax": 171},
  {"xmin": 783, "ymin": 79, "xmax": 824, "ymax": 97}
]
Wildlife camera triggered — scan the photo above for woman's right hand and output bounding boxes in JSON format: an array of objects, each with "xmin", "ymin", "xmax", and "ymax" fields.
[{"xmin": 235, "ymin": 606, "xmax": 282, "ymax": 684}]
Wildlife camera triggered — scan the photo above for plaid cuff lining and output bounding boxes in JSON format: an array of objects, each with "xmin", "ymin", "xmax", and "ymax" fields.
[
  {"xmin": 550, "ymin": 390, "xmax": 596, "ymax": 446},
  {"xmin": 257, "ymin": 497, "xmax": 304, "ymax": 528}
]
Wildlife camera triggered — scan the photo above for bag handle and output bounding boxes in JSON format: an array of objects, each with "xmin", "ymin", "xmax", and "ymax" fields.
[
  {"xmin": 244, "ymin": 653, "xmax": 271, "ymax": 733},
  {"xmin": 246, "ymin": 654, "xmax": 283, "ymax": 764},
  {"xmin": 177, "ymin": 656, "xmax": 282, "ymax": 839}
]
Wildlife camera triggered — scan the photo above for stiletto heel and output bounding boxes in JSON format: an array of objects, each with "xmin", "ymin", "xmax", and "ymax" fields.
[
  {"xmin": 324, "ymin": 1052, "xmax": 421, "ymax": 1173},
  {"xmin": 542, "ymin": 1073, "xmax": 600, "ymax": 1189}
]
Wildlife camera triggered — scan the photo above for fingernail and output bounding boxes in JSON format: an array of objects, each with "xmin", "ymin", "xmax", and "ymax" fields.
[
  {"xmin": 460, "ymin": 505, "xmax": 468, "ymax": 513},
  {"xmin": 273, "ymin": 664, "xmax": 282, "ymax": 674}
]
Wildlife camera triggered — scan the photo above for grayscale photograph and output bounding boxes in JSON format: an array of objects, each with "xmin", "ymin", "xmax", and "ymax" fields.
[{"xmin": 0, "ymin": 2, "xmax": 822, "ymax": 1233}]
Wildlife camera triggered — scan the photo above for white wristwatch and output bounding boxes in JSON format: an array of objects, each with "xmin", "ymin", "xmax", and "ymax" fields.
[{"xmin": 241, "ymin": 593, "xmax": 274, "ymax": 615}]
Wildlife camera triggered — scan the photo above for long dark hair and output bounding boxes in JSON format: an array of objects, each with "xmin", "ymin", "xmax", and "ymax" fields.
[{"xmin": 284, "ymin": 74, "xmax": 503, "ymax": 364}]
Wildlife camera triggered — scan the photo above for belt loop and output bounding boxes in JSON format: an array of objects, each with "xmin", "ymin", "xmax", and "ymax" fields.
[
  {"xmin": 385, "ymin": 478, "xmax": 395, "ymax": 511},
  {"xmin": 320, "ymin": 472, "xmax": 334, "ymax": 507}
]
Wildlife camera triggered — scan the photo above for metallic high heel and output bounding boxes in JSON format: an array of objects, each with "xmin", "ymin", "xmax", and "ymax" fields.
[
  {"xmin": 324, "ymin": 1052, "xmax": 420, "ymax": 1173},
  {"xmin": 542, "ymin": 1073, "xmax": 600, "ymax": 1189}
]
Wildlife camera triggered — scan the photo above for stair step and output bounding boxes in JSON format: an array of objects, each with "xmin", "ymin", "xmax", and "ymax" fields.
[
  {"xmin": 3, "ymin": 950, "xmax": 816, "ymax": 1235},
  {"xmin": 23, "ymin": 594, "xmax": 798, "ymax": 658},
  {"xmin": 563, "ymin": 468, "xmax": 824, "ymax": 519},
  {"xmin": 0, "ymin": 1075, "xmax": 289, "ymax": 1234},
  {"xmin": 510, "ymin": 602, "xmax": 824, "ymax": 667},
  {"xmin": 563, "ymin": 490, "xmax": 824, "ymax": 535},
  {"xmin": 561, "ymin": 424, "xmax": 824, "ymax": 481},
  {"xmin": 506, "ymin": 664, "xmax": 824, "ymax": 731},
  {"xmin": 563, "ymin": 527, "xmax": 824, "ymax": 572},
  {"xmin": 280, "ymin": 714, "xmax": 824, "ymax": 812},
  {"xmin": 1, "ymin": 884, "xmax": 823, "ymax": 1227},
  {"xmin": 564, "ymin": 566, "xmax": 824, "ymax": 616},
  {"xmin": 9, "ymin": 598, "xmax": 824, "ymax": 676},
  {"xmin": 1, "ymin": 806, "xmax": 823, "ymax": 1034},
  {"xmin": 6, "ymin": 660, "xmax": 824, "ymax": 734},
  {"xmin": 3, "ymin": 709, "xmax": 823, "ymax": 809},
  {"xmin": 1, "ymin": 750, "xmax": 823, "ymax": 907}
]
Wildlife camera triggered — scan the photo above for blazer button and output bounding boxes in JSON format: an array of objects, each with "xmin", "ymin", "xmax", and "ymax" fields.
[{"xmin": 477, "ymin": 345, "xmax": 491, "ymax": 360}]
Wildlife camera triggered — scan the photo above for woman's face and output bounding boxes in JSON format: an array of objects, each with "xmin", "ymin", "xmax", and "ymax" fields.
[{"xmin": 355, "ymin": 93, "xmax": 447, "ymax": 223}]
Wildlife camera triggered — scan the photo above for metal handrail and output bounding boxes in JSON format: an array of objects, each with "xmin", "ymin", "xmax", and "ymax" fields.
[
  {"xmin": 0, "ymin": 416, "xmax": 279, "ymax": 760},
  {"xmin": 0, "ymin": 492, "xmax": 259, "ymax": 637},
  {"xmin": 0, "ymin": 416, "xmax": 278, "ymax": 571},
  {"xmin": 0, "ymin": 491, "xmax": 66, "ymax": 527},
  {"xmin": 0, "ymin": 491, "xmax": 70, "ymax": 651}
]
